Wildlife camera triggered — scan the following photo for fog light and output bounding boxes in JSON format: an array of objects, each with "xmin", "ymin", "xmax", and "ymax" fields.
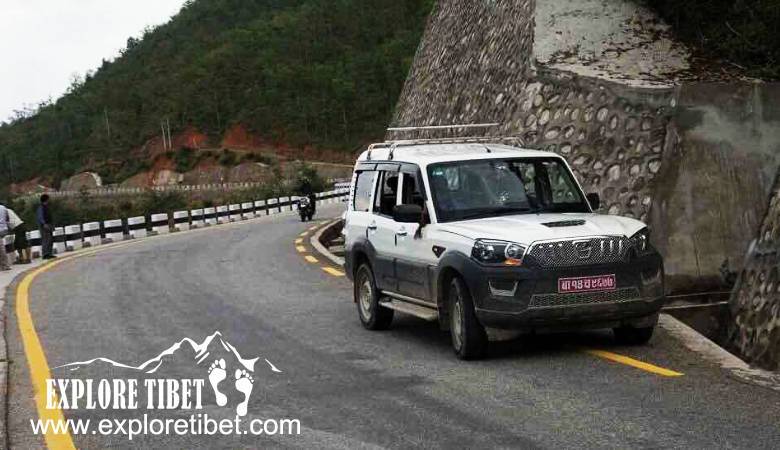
[{"xmin": 489, "ymin": 280, "xmax": 518, "ymax": 297}]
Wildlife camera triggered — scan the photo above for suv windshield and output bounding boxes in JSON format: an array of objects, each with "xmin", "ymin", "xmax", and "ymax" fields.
[{"xmin": 427, "ymin": 157, "xmax": 590, "ymax": 222}]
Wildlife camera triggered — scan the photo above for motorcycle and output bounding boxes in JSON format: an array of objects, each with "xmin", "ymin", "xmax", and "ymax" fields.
[{"xmin": 298, "ymin": 196, "xmax": 315, "ymax": 222}]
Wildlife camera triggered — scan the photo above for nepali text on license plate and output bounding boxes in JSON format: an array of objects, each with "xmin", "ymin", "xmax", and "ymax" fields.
[{"xmin": 558, "ymin": 274, "xmax": 616, "ymax": 294}]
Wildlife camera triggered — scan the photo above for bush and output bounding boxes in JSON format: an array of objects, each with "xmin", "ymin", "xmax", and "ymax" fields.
[
  {"xmin": 218, "ymin": 149, "xmax": 237, "ymax": 166},
  {"xmin": 293, "ymin": 163, "xmax": 326, "ymax": 195},
  {"xmin": 647, "ymin": 0, "xmax": 780, "ymax": 79},
  {"xmin": 173, "ymin": 148, "xmax": 198, "ymax": 173}
]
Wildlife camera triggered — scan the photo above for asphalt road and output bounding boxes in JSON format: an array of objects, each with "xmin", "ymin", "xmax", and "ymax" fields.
[{"xmin": 6, "ymin": 204, "xmax": 780, "ymax": 449}]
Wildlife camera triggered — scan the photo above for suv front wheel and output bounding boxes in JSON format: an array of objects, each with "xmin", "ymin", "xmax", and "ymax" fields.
[
  {"xmin": 449, "ymin": 277, "xmax": 487, "ymax": 360},
  {"xmin": 355, "ymin": 263, "xmax": 393, "ymax": 330}
]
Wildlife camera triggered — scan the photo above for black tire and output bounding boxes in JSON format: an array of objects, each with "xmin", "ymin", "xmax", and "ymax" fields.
[
  {"xmin": 449, "ymin": 277, "xmax": 487, "ymax": 360},
  {"xmin": 354, "ymin": 263, "xmax": 393, "ymax": 330},
  {"xmin": 613, "ymin": 325, "xmax": 655, "ymax": 345}
]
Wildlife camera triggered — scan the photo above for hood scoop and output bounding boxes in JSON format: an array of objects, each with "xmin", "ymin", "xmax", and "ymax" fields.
[{"xmin": 542, "ymin": 219, "xmax": 587, "ymax": 228}]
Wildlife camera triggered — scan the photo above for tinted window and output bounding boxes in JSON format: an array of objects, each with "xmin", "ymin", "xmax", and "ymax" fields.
[
  {"xmin": 353, "ymin": 171, "xmax": 376, "ymax": 212},
  {"xmin": 400, "ymin": 172, "xmax": 425, "ymax": 208},
  {"xmin": 374, "ymin": 172, "xmax": 399, "ymax": 216}
]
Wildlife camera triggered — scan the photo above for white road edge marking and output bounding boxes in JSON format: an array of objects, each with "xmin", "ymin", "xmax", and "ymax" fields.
[{"xmin": 659, "ymin": 314, "xmax": 780, "ymax": 391}]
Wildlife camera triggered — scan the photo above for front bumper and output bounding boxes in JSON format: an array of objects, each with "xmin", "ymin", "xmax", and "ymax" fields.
[{"xmin": 459, "ymin": 253, "xmax": 665, "ymax": 331}]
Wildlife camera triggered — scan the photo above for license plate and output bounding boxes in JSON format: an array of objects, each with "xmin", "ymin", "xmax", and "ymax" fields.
[{"xmin": 558, "ymin": 274, "xmax": 616, "ymax": 293}]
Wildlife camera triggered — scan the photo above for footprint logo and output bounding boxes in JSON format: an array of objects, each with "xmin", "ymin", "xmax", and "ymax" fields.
[
  {"xmin": 234, "ymin": 369, "xmax": 254, "ymax": 417},
  {"xmin": 208, "ymin": 359, "xmax": 228, "ymax": 407}
]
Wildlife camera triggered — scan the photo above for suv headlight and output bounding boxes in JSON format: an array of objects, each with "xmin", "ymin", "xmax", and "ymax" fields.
[
  {"xmin": 471, "ymin": 239, "xmax": 527, "ymax": 266},
  {"xmin": 630, "ymin": 228, "xmax": 652, "ymax": 255}
]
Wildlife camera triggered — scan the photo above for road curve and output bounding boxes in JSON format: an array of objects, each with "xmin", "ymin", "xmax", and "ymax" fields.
[{"xmin": 7, "ymin": 204, "xmax": 780, "ymax": 449}]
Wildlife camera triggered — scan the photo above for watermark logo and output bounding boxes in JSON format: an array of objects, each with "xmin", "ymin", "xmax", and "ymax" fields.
[{"xmin": 34, "ymin": 332, "xmax": 298, "ymax": 441}]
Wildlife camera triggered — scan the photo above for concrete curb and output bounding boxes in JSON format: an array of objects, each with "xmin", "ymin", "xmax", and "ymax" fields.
[
  {"xmin": 310, "ymin": 219, "xmax": 345, "ymax": 267},
  {"xmin": 659, "ymin": 314, "xmax": 780, "ymax": 391}
]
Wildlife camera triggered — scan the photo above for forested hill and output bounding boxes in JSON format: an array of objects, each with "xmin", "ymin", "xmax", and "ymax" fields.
[{"xmin": 0, "ymin": 0, "xmax": 433, "ymax": 189}]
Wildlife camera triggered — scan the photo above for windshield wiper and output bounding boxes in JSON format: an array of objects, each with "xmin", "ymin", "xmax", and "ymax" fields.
[{"xmin": 455, "ymin": 207, "xmax": 532, "ymax": 221}]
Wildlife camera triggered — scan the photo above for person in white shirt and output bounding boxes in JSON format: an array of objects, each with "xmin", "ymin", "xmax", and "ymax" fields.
[{"xmin": 0, "ymin": 203, "xmax": 10, "ymax": 271}]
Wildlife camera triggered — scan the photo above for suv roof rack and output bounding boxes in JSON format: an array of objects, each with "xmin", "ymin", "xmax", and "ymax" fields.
[
  {"xmin": 386, "ymin": 123, "xmax": 500, "ymax": 133},
  {"xmin": 366, "ymin": 134, "xmax": 525, "ymax": 161}
]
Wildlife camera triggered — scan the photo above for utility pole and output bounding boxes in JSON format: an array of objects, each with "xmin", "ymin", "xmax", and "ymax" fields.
[
  {"xmin": 104, "ymin": 107, "xmax": 111, "ymax": 140},
  {"xmin": 166, "ymin": 118, "xmax": 172, "ymax": 150},
  {"xmin": 161, "ymin": 121, "xmax": 167, "ymax": 150}
]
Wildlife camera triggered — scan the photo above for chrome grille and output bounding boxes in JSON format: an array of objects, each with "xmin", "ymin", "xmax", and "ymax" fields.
[
  {"xmin": 527, "ymin": 236, "xmax": 630, "ymax": 268},
  {"xmin": 529, "ymin": 288, "xmax": 641, "ymax": 308}
]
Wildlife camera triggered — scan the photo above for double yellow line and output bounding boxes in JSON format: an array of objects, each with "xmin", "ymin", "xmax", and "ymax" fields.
[{"xmin": 296, "ymin": 224, "xmax": 345, "ymax": 277}]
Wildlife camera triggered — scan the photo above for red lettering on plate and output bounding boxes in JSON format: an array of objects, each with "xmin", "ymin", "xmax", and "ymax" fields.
[{"xmin": 558, "ymin": 275, "xmax": 616, "ymax": 294}]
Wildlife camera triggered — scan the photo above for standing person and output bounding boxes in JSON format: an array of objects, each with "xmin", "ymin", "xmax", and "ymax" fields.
[
  {"xmin": 0, "ymin": 202, "xmax": 10, "ymax": 271},
  {"xmin": 7, "ymin": 207, "xmax": 31, "ymax": 264},
  {"xmin": 37, "ymin": 194, "xmax": 55, "ymax": 259}
]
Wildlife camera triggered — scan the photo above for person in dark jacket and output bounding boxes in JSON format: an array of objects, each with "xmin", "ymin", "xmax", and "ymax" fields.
[{"xmin": 37, "ymin": 194, "xmax": 55, "ymax": 259}]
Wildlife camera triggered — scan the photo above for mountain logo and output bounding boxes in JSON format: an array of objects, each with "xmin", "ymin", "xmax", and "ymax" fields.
[{"xmin": 54, "ymin": 332, "xmax": 280, "ymax": 417}]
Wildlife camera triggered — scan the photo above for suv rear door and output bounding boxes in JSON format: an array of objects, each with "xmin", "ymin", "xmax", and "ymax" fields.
[{"xmin": 368, "ymin": 164, "xmax": 402, "ymax": 292}]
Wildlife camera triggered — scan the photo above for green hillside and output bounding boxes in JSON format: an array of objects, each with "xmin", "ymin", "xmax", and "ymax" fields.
[{"xmin": 0, "ymin": 0, "xmax": 433, "ymax": 189}]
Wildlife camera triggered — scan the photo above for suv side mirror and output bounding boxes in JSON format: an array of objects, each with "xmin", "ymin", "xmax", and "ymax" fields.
[
  {"xmin": 586, "ymin": 193, "xmax": 601, "ymax": 211},
  {"xmin": 393, "ymin": 204, "xmax": 423, "ymax": 223}
]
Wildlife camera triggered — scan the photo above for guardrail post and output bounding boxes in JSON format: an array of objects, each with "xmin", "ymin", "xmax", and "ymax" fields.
[
  {"xmin": 65, "ymin": 225, "xmax": 82, "ymax": 251},
  {"xmin": 242, "ymin": 202, "xmax": 255, "ymax": 220},
  {"xmin": 102, "ymin": 219, "xmax": 123, "ymax": 244},
  {"xmin": 28, "ymin": 230, "xmax": 42, "ymax": 259},
  {"xmin": 82, "ymin": 222, "xmax": 101, "ymax": 248},
  {"xmin": 127, "ymin": 216, "xmax": 147, "ymax": 239},
  {"xmin": 204, "ymin": 207, "xmax": 217, "ymax": 226},
  {"xmin": 150, "ymin": 213, "xmax": 170, "ymax": 235},
  {"xmin": 173, "ymin": 211, "xmax": 190, "ymax": 232},
  {"xmin": 53, "ymin": 227, "xmax": 66, "ymax": 255}
]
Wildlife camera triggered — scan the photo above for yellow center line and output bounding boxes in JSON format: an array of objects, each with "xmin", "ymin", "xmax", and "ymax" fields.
[
  {"xmin": 15, "ymin": 241, "xmax": 141, "ymax": 450},
  {"xmin": 299, "ymin": 231, "xmax": 308, "ymax": 237},
  {"xmin": 585, "ymin": 349, "xmax": 684, "ymax": 377},
  {"xmin": 322, "ymin": 267, "xmax": 346, "ymax": 277},
  {"xmin": 294, "ymin": 238, "xmax": 303, "ymax": 245},
  {"xmin": 304, "ymin": 255, "xmax": 319, "ymax": 264},
  {"xmin": 295, "ymin": 245, "xmax": 307, "ymax": 253}
]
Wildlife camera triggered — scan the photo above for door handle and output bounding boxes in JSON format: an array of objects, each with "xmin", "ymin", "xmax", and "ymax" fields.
[
  {"xmin": 396, "ymin": 229, "xmax": 408, "ymax": 237},
  {"xmin": 367, "ymin": 222, "xmax": 378, "ymax": 231}
]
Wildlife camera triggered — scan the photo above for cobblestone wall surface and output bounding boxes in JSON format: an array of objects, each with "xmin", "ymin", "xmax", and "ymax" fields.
[
  {"xmin": 730, "ymin": 179, "xmax": 780, "ymax": 370},
  {"xmin": 393, "ymin": 0, "xmax": 676, "ymax": 222}
]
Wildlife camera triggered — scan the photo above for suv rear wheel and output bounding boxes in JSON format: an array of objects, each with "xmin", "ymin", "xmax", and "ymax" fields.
[
  {"xmin": 613, "ymin": 325, "xmax": 654, "ymax": 345},
  {"xmin": 355, "ymin": 263, "xmax": 393, "ymax": 330},
  {"xmin": 449, "ymin": 277, "xmax": 487, "ymax": 360}
]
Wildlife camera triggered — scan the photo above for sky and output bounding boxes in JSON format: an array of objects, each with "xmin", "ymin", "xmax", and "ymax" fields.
[{"xmin": 0, "ymin": 0, "xmax": 187, "ymax": 122}]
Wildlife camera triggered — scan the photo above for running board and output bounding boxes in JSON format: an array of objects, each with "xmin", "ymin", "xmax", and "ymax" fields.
[{"xmin": 380, "ymin": 299, "xmax": 439, "ymax": 321}]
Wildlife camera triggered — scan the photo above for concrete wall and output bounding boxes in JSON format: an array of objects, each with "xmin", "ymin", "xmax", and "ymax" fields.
[{"xmin": 651, "ymin": 83, "xmax": 780, "ymax": 292}]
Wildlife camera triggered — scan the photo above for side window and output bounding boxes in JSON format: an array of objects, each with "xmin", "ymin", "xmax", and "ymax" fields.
[
  {"xmin": 400, "ymin": 172, "xmax": 425, "ymax": 208},
  {"xmin": 373, "ymin": 171, "xmax": 400, "ymax": 216},
  {"xmin": 353, "ymin": 171, "xmax": 376, "ymax": 212}
]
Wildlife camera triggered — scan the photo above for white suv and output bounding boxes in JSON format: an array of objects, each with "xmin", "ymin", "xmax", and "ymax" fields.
[{"xmin": 343, "ymin": 139, "xmax": 664, "ymax": 359}]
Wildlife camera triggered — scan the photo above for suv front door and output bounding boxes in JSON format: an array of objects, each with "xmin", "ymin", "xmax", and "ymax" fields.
[{"xmin": 394, "ymin": 168, "xmax": 435, "ymax": 302}]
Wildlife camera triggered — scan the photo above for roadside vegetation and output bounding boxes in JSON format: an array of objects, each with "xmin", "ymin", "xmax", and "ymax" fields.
[
  {"xmin": 0, "ymin": 0, "xmax": 433, "ymax": 188},
  {"xmin": 7, "ymin": 162, "xmax": 327, "ymax": 227},
  {"xmin": 646, "ymin": 0, "xmax": 780, "ymax": 79}
]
